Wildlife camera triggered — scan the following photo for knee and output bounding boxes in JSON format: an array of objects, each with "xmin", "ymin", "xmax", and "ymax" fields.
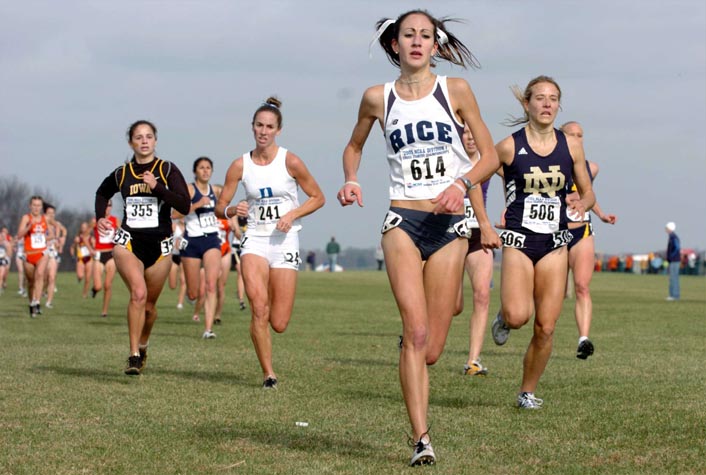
[
  {"xmin": 250, "ymin": 304, "xmax": 270, "ymax": 325},
  {"xmin": 425, "ymin": 347, "xmax": 442, "ymax": 366},
  {"xmin": 503, "ymin": 308, "xmax": 531, "ymax": 329},
  {"xmin": 402, "ymin": 326, "xmax": 428, "ymax": 353},
  {"xmin": 533, "ymin": 321, "xmax": 555, "ymax": 343},
  {"xmin": 271, "ymin": 319, "xmax": 289, "ymax": 334},
  {"xmin": 145, "ymin": 304, "xmax": 158, "ymax": 320},
  {"xmin": 130, "ymin": 287, "xmax": 147, "ymax": 306},
  {"xmin": 574, "ymin": 282, "xmax": 591, "ymax": 299},
  {"xmin": 473, "ymin": 289, "xmax": 491, "ymax": 310}
]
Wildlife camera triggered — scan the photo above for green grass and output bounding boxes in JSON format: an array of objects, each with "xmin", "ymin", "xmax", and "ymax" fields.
[{"xmin": 1, "ymin": 270, "xmax": 704, "ymax": 474}]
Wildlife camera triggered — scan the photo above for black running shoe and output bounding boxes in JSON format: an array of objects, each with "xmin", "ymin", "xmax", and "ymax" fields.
[
  {"xmin": 262, "ymin": 376, "xmax": 278, "ymax": 389},
  {"xmin": 239, "ymin": 301, "xmax": 246, "ymax": 311},
  {"xmin": 91, "ymin": 288, "xmax": 98, "ymax": 298},
  {"xmin": 139, "ymin": 348, "xmax": 148, "ymax": 370},
  {"xmin": 125, "ymin": 355, "xmax": 141, "ymax": 375},
  {"xmin": 214, "ymin": 317, "xmax": 222, "ymax": 325},
  {"xmin": 29, "ymin": 304, "xmax": 36, "ymax": 318},
  {"xmin": 576, "ymin": 339, "xmax": 594, "ymax": 360}
]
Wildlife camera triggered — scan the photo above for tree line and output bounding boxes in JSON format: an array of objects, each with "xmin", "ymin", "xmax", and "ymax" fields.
[{"xmin": 0, "ymin": 176, "xmax": 93, "ymax": 272}]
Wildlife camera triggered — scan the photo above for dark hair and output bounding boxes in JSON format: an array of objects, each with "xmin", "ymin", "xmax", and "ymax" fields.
[
  {"xmin": 503, "ymin": 75, "xmax": 562, "ymax": 127},
  {"xmin": 193, "ymin": 156, "xmax": 213, "ymax": 173},
  {"xmin": 252, "ymin": 96, "xmax": 283, "ymax": 129},
  {"xmin": 29, "ymin": 195, "xmax": 43, "ymax": 204},
  {"xmin": 126, "ymin": 120, "xmax": 158, "ymax": 141},
  {"xmin": 43, "ymin": 203, "xmax": 55, "ymax": 213},
  {"xmin": 375, "ymin": 10, "xmax": 479, "ymax": 69}
]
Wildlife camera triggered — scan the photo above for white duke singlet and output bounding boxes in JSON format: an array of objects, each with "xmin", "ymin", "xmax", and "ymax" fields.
[{"xmin": 241, "ymin": 147, "xmax": 301, "ymax": 236}]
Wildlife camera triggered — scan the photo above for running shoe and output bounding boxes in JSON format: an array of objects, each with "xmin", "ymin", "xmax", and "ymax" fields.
[
  {"xmin": 517, "ymin": 392, "xmax": 543, "ymax": 409},
  {"xmin": 491, "ymin": 312, "xmax": 510, "ymax": 346},
  {"xmin": 100, "ymin": 313, "xmax": 108, "ymax": 318},
  {"xmin": 576, "ymin": 339, "xmax": 594, "ymax": 360},
  {"xmin": 125, "ymin": 355, "xmax": 141, "ymax": 375},
  {"xmin": 139, "ymin": 347, "xmax": 148, "ymax": 370},
  {"xmin": 176, "ymin": 303, "xmax": 183, "ymax": 310},
  {"xmin": 214, "ymin": 317, "xmax": 222, "ymax": 325},
  {"xmin": 91, "ymin": 288, "xmax": 98, "ymax": 298},
  {"xmin": 192, "ymin": 314, "xmax": 200, "ymax": 322},
  {"xmin": 409, "ymin": 436, "xmax": 436, "ymax": 466},
  {"xmin": 202, "ymin": 330, "xmax": 216, "ymax": 339},
  {"xmin": 45, "ymin": 302, "xmax": 53, "ymax": 309},
  {"xmin": 262, "ymin": 376, "xmax": 278, "ymax": 389},
  {"xmin": 239, "ymin": 301, "xmax": 246, "ymax": 311},
  {"xmin": 463, "ymin": 359, "xmax": 488, "ymax": 376}
]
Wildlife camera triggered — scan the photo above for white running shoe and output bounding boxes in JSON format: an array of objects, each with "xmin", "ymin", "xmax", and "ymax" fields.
[
  {"xmin": 202, "ymin": 330, "xmax": 216, "ymax": 339},
  {"xmin": 517, "ymin": 392, "xmax": 543, "ymax": 409},
  {"xmin": 410, "ymin": 437, "xmax": 436, "ymax": 466}
]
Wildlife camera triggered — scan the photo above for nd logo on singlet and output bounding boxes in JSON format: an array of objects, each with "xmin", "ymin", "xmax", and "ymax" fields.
[{"xmin": 523, "ymin": 165, "xmax": 565, "ymax": 197}]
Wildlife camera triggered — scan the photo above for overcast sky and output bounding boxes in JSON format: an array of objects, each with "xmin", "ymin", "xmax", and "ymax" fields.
[{"xmin": 2, "ymin": 0, "xmax": 704, "ymax": 254}]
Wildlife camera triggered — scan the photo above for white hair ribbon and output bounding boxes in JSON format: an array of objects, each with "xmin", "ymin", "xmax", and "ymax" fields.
[
  {"xmin": 368, "ymin": 18, "xmax": 396, "ymax": 59},
  {"xmin": 436, "ymin": 28, "xmax": 449, "ymax": 46}
]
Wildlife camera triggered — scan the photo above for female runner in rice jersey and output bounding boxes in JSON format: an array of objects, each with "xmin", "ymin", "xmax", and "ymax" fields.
[
  {"xmin": 95, "ymin": 120, "xmax": 190, "ymax": 375},
  {"xmin": 215, "ymin": 96, "xmax": 325, "ymax": 390},
  {"xmin": 337, "ymin": 10, "xmax": 499, "ymax": 466}
]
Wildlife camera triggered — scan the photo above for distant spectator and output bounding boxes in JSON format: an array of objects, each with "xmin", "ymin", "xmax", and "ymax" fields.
[
  {"xmin": 374, "ymin": 243, "xmax": 384, "ymax": 271},
  {"xmin": 326, "ymin": 236, "xmax": 340, "ymax": 272},
  {"xmin": 306, "ymin": 251, "xmax": 316, "ymax": 272},
  {"xmin": 665, "ymin": 222, "xmax": 680, "ymax": 300}
]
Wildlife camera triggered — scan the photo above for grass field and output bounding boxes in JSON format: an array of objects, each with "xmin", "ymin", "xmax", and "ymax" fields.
[{"xmin": 1, "ymin": 270, "xmax": 704, "ymax": 474}]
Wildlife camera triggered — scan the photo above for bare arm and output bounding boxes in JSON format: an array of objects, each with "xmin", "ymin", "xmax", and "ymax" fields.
[
  {"xmin": 432, "ymin": 78, "xmax": 500, "ymax": 214},
  {"xmin": 16, "ymin": 215, "xmax": 31, "ymax": 240},
  {"xmin": 215, "ymin": 158, "xmax": 244, "ymax": 219},
  {"xmin": 339, "ymin": 85, "xmax": 384, "ymax": 208},
  {"xmin": 468, "ymin": 184, "xmax": 501, "ymax": 250},
  {"xmin": 567, "ymin": 136, "xmax": 596, "ymax": 219}
]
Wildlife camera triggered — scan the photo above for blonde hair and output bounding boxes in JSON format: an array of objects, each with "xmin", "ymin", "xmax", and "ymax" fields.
[{"xmin": 503, "ymin": 75, "xmax": 562, "ymax": 127}]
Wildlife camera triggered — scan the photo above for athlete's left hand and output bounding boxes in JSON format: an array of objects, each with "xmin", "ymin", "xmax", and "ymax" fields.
[{"xmin": 276, "ymin": 213, "xmax": 295, "ymax": 233}]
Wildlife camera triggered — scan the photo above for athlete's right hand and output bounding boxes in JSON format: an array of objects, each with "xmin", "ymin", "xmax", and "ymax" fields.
[{"xmin": 338, "ymin": 182, "xmax": 363, "ymax": 207}]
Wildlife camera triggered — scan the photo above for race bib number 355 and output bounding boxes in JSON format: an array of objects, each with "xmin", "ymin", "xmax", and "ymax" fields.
[{"xmin": 125, "ymin": 196, "xmax": 159, "ymax": 229}]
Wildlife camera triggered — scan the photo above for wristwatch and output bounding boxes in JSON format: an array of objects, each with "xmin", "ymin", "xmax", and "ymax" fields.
[{"xmin": 459, "ymin": 177, "xmax": 476, "ymax": 191}]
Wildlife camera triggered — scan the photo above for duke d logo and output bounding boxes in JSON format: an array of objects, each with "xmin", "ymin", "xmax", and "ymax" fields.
[{"xmin": 523, "ymin": 165, "xmax": 565, "ymax": 197}]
